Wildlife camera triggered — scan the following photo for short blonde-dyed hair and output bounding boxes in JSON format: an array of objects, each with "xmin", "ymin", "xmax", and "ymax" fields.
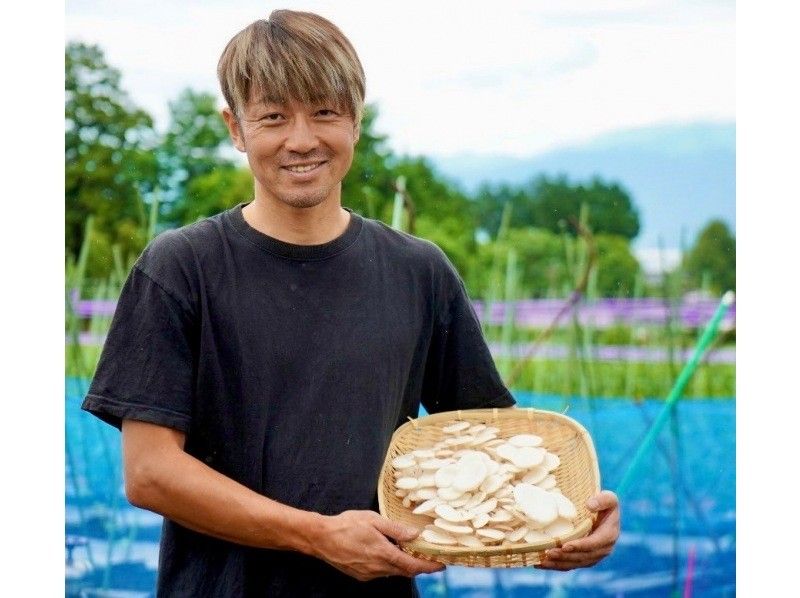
[{"xmin": 218, "ymin": 10, "xmax": 366, "ymax": 124}]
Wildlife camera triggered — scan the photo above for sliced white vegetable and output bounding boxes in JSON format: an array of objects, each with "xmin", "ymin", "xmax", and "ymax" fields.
[
  {"xmin": 475, "ymin": 528, "xmax": 505, "ymax": 541},
  {"xmin": 418, "ymin": 474, "xmax": 436, "ymax": 488},
  {"xmin": 538, "ymin": 474, "xmax": 557, "ymax": 490},
  {"xmin": 496, "ymin": 443, "xmax": 519, "ymax": 462},
  {"xmin": 544, "ymin": 519, "xmax": 575, "ymax": 537},
  {"xmin": 508, "ymin": 434, "xmax": 543, "ymax": 447},
  {"xmin": 416, "ymin": 488, "xmax": 438, "ymax": 500},
  {"xmin": 421, "ymin": 529, "xmax": 457, "ymax": 545},
  {"xmin": 412, "ymin": 497, "xmax": 443, "ymax": 514},
  {"xmin": 523, "ymin": 529, "xmax": 551, "ymax": 543},
  {"xmin": 456, "ymin": 534, "xmax": 485, "ymax": 548},
  {"xmin": 435, "ymin": 464, "xmax": 459, "ymax": 488},
  {"xmin": 521, "ymin": 466, "xmax": 548, "ymax": 485},
  {"xmin": 472, "ymin": 513, "xmax": 490, "ymax": 528},
  {"xmin": 470, "ymin": 497, "xmax": 498, "ymax": 516},
  {"xmin": 392, "ymin": 454, "xmax": 417, "ymax": 469},
  {"xmin": 421, "ymin": 458, "xmax": 453, "ymax": 471},
  {"xmin": 513, "ymin": 483, "xmax": 558, "ymax": 527},
  {"xmin": 488, "ymin": 509, "xmax": 514, "ymax": 523},
  {"xmin": 506, "ymin": 526, "xmax": 529, "ymax": 542},
  {"xmin": 510, "ymin": 446, "xmax": 545, "ymax": 468},
  {"xmin": 499, "ymin": 462, "xmax": 523, "ymax": 474},
  {"xmin": 412, "ymin": 448, "xmax": 436, "ymax": 459},
  {"xmin": 464, "ymin": 490, "xmax": 487, "ymax": 511},
  {"xmin": 396, "ymin": 477, "xmax": 419, "ymax": 490},
  {"xmin": 470, "ymin": 431, "xmax": 499, "ymax": 446},
  {"xmin": 437, "ymin": 486, "xmax": 465, "ymax": 501},
  {"xmin": 448, "ymin": 493, "xmax": 472, "ymax": 508},
  {"xmin": 447, "ymin": 436, "xmax": 476, "ymax": 447},
  {"xmin": 452, "ymin": 460, "xmax": 488, "ymax": 492},
  {"xmin": 433, "ymin": 518, "xmax": 473, "ymax": 535},
  {"xmin": 495, "ymin": 485, "xmax": 513, "ymax": 498},
  {"xmin": 442, "ymin": 421, "xmax": 471, "ymax": 434},
  {"xmin": 480, "ymin": 473, "xmax": 507, "ymax": 494},
  {"xmin": 552, "ymin": 492, "xmax": 578, "ymax": 519},
  {"xmin": 544, "ymin": 452, "xmax": 560, "ymax": 471},
  {"xmin": 434, "ymin": 503, "xmax": 472, "ymax": 522}
]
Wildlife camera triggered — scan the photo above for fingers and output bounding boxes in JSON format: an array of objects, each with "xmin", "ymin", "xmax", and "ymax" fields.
[
  {"xmin": 586, "ymin": 490, "xmax": 619, "ymax": 512},
  {"xmin": 537, "ymin": 545, "xmax": 611, "ymax": 569},
  {"xmin": 536, "ymin": 557, "xmax": 596, "ymax": 571},
  {"xmin": 370, "ymin": 513, "xmax": 421, "ymax": 543},
  {"xmin": 369, "ymin": 514, "xmax": 445, "ymax": 577},
  {"xmin": 561, "ymin": 499, "xmax": 620, "ymax": 554},
  {"xmin": 383, "ymin": 545, "xmax": 446, "ymax": 577}
]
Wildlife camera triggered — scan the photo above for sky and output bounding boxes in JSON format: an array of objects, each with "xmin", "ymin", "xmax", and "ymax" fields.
[{"xmin": 65, "ymin": 0, "xmax": 735, "ymax": 158}]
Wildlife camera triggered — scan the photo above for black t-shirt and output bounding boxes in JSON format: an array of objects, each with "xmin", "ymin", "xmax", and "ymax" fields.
[{"xmin": 82, "ymin": 203, "xmax": 516, "ymax": 597}]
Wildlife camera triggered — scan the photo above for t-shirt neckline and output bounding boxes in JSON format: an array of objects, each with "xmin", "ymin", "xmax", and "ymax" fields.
[{"xmin": 226, "ymin": 202, "xmax": 363, "ymax": 261}]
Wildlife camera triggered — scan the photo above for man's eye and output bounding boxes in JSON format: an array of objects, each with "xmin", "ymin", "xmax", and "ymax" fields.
[
  {"xmin": 262, "ymin": 113, "xmax": 283, "ymax": 122},
  {"xmin": 317, "ymin": 109, "xmax": 337, "ymax": 117}
]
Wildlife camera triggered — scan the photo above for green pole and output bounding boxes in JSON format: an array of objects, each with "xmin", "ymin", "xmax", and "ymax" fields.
[{"xmin": 616, "ymin": 291, "xmax": 735, "ymax": 497}]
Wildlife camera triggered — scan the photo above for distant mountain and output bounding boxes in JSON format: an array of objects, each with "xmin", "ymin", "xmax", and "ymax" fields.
[{"xmin": 429, "ymin": 121, "xmax": 735, "ymax": 252}]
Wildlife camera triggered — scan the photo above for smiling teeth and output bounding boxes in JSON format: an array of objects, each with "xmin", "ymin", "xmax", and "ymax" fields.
[{"xmin": 287, "ymin": 163, "xmax": 319, "ymax": 173}]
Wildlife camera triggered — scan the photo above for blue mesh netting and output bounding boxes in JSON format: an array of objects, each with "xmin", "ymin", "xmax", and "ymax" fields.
[{"xmin": 66, "ymin": 382, "xmax": 735, "ymax": 597}]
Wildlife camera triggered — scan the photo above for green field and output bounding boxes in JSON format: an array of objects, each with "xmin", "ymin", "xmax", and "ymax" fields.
[{"xmin": 67, "ymin": 344, "xmax": 734, "ymax": 399}]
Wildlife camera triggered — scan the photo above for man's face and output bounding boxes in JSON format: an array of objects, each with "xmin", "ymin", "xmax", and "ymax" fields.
[{"xmin": 223, "ymin": 97, "xmax": 359, "ymax": 209}]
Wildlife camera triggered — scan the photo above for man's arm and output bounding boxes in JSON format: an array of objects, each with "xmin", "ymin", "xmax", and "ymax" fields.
[{"xmin": 122, "ymin": 419, "xmax": 445, "ymax": 581}]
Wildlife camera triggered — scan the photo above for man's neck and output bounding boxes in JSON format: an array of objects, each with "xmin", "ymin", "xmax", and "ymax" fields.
[{"xmin": 242, "ymin": 194, "xmax": 351, "ymax": 246}]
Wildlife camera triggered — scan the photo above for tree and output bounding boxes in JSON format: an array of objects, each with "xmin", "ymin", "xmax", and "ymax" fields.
[
  {"xmin": 473, "ymin": 228, "xmax": 569, "ymax": 299},
  {"xmin": 473, "ymin": 175, "xmax": 641, "ymax": 241},
  {"xmin": 683, "ymin": 219, "xmax": 736, "ymax": 293},
  {"xmin": 594, "ymin": 234, "xmax": 641, "ymax": 297},
  {"xmin": 341, "ymin": 104, "xmax": 398, "ymax": 218},
  {"xmin": 66, "ymin": 42, "xmax": 159, "ymax": 277},
  {"xmin": 529, "ymin": 175, "xmax": 640, "ymax": 240},
  {"xmin": 159, "ymin": 88, "xmax": 235, "ymax": 223},
  {"xmin": 473, "ymin": 183, "xmax": 531, "ymax": 237},
  {"xmin": 177, "ymin": 167, "xmax": 254, "ymax": 224}
]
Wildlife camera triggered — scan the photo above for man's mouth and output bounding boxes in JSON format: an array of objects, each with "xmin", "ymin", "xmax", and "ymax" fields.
[{"xmin": 282, "ymin": 161, "xmax": 327, "ymax": 174}]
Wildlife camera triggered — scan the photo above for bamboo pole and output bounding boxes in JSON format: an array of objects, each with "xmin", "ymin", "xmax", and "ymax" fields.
[{"xmin": 615, "ymin": 291, "xmax": 735, "ymax": 497}]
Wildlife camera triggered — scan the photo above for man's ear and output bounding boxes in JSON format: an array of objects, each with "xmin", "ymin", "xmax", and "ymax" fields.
[
  {"xmin": 353, "ymin": 121, "xmax": 361, "ymax": 146},
  {"xmin": 222, "ymin": 106, "xmax": 246, "ymax": 153}
]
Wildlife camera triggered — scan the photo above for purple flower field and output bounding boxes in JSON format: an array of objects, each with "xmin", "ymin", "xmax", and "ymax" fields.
[
  {"xmin": 70, "ymin": 293, "xmax": 736, "ymax": 331},
  {"xmin": 474, "ymin": 296, "xmax": 735, "ymax": 330}
]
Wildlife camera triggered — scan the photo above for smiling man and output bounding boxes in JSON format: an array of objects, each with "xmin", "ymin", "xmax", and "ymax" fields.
[{"xmin": 81, "ymin": 9, "xmax": 619, "ymax": 598}]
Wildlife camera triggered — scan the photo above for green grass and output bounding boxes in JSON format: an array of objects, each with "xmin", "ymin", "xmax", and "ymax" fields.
[
  {"xmin": 498, "ymin": 357, "xmax": 735, "ymax": 399},
  {"xmin": 68, "ymin": 344, "xmax": 734, "ymax": 398}
]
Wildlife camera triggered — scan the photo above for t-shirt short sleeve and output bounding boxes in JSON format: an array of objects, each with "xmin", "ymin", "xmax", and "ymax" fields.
[
  {"xmin": 420, "ymin": 248, "xmax": 516, "ymax": 414},
  {"xmin": 81, "ymin": 233, "xmax": 197, "ymax": 433}
]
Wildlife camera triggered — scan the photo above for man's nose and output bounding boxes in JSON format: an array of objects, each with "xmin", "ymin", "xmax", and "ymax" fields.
[{"xmin": 284, "ymin": 116, "xmax": 319, "ymax": 154}]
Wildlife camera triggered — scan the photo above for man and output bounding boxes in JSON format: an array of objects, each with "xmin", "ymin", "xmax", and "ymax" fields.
[{"xmin": 82, "ymin": 9, "xmax": 620, "ymax": 597}]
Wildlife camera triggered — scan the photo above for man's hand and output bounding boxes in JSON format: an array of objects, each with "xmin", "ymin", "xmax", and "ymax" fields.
[
  {"xmin": 535, "ymin": 490, "xmax": 620, "ymax": 571},
  {"xmin": 312, "ymin": 510, "xmax": 446, "ymax": 581}
]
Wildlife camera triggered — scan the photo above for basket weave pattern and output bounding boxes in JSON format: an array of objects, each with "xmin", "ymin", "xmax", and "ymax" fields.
[{"xmin": 377, "ymin": 407, "xmax": 601, "ymax": 567}]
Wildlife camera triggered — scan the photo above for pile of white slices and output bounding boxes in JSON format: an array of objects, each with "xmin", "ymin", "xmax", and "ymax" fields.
[{"xmin": 391, "ymin": 420, "xmax": 578, "ymax": 548}]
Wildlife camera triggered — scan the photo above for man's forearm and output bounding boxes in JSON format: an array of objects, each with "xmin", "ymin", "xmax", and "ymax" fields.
[{"xmin": 124, "ymin": 425, "xmax": 326, "ymax": 556}]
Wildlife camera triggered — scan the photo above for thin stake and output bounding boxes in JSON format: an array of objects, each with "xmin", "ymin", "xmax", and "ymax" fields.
[{"xmin": 616, "ymin": 291, "xmax": 735, "ymax": 497}]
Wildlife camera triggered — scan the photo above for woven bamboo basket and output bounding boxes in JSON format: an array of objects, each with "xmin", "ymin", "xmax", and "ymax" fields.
[{"xmin": 377, "ymin": 407, "xmax": 601, "ymax": 567}]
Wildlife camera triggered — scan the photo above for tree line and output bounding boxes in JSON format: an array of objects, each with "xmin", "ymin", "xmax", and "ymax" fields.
[{"xmin": 66, "ymin": 41, "xmax": 735, "ymax": 298}]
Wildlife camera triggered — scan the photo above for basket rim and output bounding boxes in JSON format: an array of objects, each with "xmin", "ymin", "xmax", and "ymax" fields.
[{"xmin": 377, "ymin": 406, "xmax": 601, "ymax": 559}]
